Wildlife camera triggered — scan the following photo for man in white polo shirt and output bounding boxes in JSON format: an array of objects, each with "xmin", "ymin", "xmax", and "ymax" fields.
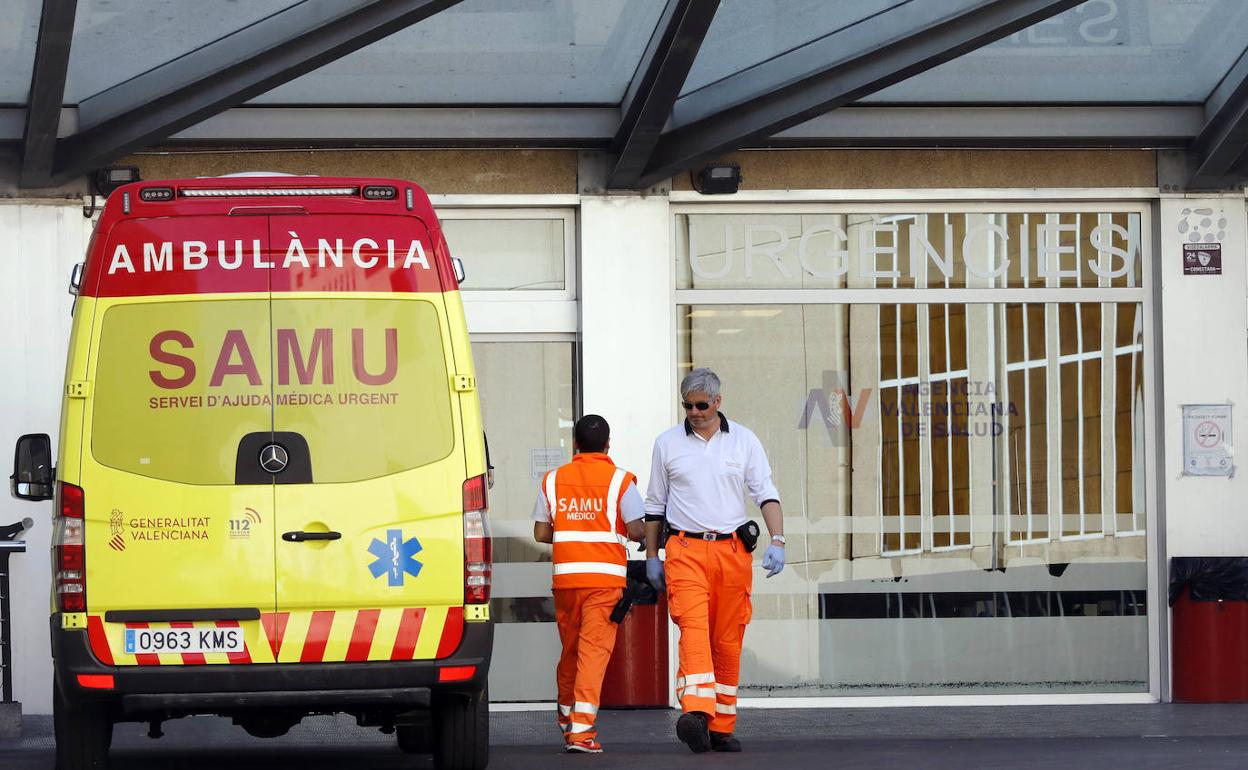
[{"xmin": 643, "ymin": 368, "xmax": 786, "ymax": 754}]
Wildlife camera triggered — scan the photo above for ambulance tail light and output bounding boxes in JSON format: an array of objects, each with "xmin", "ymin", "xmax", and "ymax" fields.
[
  {"xmin": 55, "ymin": 482, "xmax": 86, "ymax": 613},
  {"xmin": 462, "ymin": 475, "xmax": 492, "ymax": 604}
]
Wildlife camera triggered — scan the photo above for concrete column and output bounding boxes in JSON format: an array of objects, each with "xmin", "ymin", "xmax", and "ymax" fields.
[
  {"xmin": 1159, "ymin": 196, "xmax": 1248, "ymax": 554},
  {"xmin": 578, "ymin": 195, "xmax": 674, "ymax": 497},
  {"xmin": 1158, "ymin": 194, "xmax": 1248, "ymax": 703}
]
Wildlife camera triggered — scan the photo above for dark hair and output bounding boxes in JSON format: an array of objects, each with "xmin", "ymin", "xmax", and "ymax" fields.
[{"xmin": 574, "ymin": 414, "xmax": 610, "ymax": 453}]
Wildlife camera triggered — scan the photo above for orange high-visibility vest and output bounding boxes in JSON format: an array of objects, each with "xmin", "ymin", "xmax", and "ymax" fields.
[{"xmin": 543, "ymin": 453, "xmax": 635, "ymax": 589}]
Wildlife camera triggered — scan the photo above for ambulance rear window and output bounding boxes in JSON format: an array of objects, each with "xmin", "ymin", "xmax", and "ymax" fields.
[
  {"xmin": 271, "ymin": 297, "xmax": 455, "ymax": 483},
  {"xmin": 92, "ymin": 298, "xmax": 455, "ymax": 485},
  {"xmin": 93, "ymin": 299, "xmax": 272, "ymax": 485}
]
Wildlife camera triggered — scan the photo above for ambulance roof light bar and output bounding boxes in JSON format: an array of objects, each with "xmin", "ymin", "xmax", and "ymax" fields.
[{"xmin": 180, "ymin": 187, "xmax": 360, "ymax": 198}]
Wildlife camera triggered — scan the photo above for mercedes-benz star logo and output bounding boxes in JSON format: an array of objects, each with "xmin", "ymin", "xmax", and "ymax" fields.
[{"xmin": 259, "ymin": 444, "xmax": 289, "ymax": 474}]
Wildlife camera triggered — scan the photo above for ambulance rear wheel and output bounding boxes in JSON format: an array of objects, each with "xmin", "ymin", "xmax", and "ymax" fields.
[
  {"xmin": 431, "ymin": 686, "xmax": 488, "ymax": 770},
  {"xmin": 53, "ymin": 683, "xmax": 112, "ymax": 770}
]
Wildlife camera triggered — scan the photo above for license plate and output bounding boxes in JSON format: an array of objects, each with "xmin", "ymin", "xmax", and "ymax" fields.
[{"xmin": 123, "ymin": 627, "xmax": 245, "ymax": 655}]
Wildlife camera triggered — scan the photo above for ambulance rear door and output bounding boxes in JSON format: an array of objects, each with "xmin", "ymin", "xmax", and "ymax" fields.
[
  {"xmin": 81, "ymin": 214, "xmax": 280, "ymax": 666},
  {"xmin": 268, "ymin": 215, "xmax": 467, "ymax": 664}
]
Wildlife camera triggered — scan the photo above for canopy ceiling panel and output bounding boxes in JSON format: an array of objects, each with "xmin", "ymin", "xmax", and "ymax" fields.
[
  {"xmin": 0, "ymin": 0, "xmax": 43, "ymax": 104},
  {"xmin": 864, "ymin": 0, "xmax": 1248, "ymax": 103},
  {"xmin": 65, "ymin": 0, "xmax": 307, "ymax": 102},
  {"xmin": 249, "ymin": 0, "xmax": 667, "ymax": 105},
  {"xmin": 680, "ymin": 0, "xmax": 903, "ymax": 96}
]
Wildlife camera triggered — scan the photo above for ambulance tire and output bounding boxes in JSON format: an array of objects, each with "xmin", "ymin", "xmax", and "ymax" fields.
[
  {"xmin": 431, "ymin": 686, "xmax": 488, "ymax": 770},
  {"xmin": 53, "ymin": 683, "xmax": 113, "ymax": 770}
]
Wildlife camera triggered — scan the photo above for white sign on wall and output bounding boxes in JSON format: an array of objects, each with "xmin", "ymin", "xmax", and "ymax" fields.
[
  {"xmin": 1182, "ymin": 404, "xmax": 1233, "ymax": 477},
  {"xmin": 530, "ymin": 448, "xmax": 564, "ymax": 480}
]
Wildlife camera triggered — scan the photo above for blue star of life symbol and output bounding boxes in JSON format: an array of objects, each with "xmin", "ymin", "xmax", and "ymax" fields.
[{"xmin": 368, "ymin": 528, "xmax": 423, "ymax": 587}]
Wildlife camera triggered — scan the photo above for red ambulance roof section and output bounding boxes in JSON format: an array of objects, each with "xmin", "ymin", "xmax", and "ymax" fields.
[{"xmin": 80, "ymin": 177, "xmax": 459, "ymax": 298}]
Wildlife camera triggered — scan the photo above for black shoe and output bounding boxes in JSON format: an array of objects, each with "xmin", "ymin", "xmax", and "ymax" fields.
[
  {"xmin": 676, "ymin": 711, "xmax": 711, "ymax": 754},
  {"xmin": 710, "ymin": 732, "xmax": 741, "ymax": 752}
]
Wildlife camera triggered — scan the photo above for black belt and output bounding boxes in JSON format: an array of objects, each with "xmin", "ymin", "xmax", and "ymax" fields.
[{"xmin": 672, "ymin": 529, "xmax": 734, "ymax": 541}]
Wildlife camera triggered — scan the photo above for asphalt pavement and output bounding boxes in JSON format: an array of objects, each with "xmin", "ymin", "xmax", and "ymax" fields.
[{"xmin": 4, "ymin": 704, "xmax": 1248, "ymax": 769}]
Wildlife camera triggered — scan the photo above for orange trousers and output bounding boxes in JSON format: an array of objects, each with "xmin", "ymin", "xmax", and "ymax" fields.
[
  {"xmin": 554, "ymin": 586, "xmax": 623, "ymax": 743},
  {"xmin": 665, "ymin": 535, "xmax": 752, "ymax": 734}
]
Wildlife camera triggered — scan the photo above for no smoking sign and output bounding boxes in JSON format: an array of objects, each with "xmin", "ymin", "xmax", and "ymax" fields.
[
  {"xmin": 1182, "ymin": 404, "xmax": 1233, "ymax": 477},
  {"xmin": 1194, "ymin": 421, "xmax": 1222, "ymax": 449}
]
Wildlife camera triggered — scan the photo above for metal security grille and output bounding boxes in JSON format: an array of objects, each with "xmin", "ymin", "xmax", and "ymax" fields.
[
  {"xmin": 873, "ymin": 212, "xmax": 1146, "ymax": 556},
  {"xmin": 0, "ymin": 528, "xmax": 27, "ymax": 704}
]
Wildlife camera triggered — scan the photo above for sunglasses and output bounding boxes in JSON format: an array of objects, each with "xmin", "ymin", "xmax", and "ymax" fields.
[{"xmin": 682, "ymin": 401, "xmax": 713, "ymax": 411}]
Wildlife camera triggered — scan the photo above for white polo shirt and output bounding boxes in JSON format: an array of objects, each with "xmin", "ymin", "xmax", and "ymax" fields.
[{"xmin": 644, "ymin": 414, "xmax": 780, "ymax": 534}]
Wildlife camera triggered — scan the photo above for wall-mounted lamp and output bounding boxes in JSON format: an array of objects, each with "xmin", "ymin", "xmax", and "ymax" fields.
[
  {"xmin": 90, "ymin": 166, "xmax": 140, "ymax": 197},
  {"xmin": 693, "ymin": 162, "xmax": 742, "ymax": 195},
  {"xmin": 84, "ymin": 167, "xmax": 141, "ymax": 217}
]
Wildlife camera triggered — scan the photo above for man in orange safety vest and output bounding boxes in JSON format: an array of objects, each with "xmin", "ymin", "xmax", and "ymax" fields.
[{"xmin": 533, "ymin": 414, "xmax": 645, "ymax": 754}]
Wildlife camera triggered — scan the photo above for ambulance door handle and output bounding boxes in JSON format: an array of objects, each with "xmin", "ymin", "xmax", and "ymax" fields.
[{"xmin": 282, "ymin": 530, "xmax": 341, "ymax": 543}]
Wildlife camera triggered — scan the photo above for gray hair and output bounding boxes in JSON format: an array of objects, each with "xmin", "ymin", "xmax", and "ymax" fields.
[{"xmin": 681, "ymin": 367, "xmax": 721, "ymax": 399}]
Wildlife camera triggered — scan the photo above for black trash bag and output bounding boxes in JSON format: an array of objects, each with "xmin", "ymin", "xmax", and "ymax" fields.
[
  {"xmin": 610, "ymin": 563, "xmax": 661, "ymax": 623},
  {"xmin": 1169, "ymin": 557, "xmax": 1248, "ymax": 605},
  {"xmin": 625, "ymin": 560, "xmax": 659, "ymax": 605}
]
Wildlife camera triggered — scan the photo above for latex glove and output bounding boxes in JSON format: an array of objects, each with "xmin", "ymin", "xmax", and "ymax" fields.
[
  {"xmin": 761, "ymin": 544, "xmax": 786, "ymax": 578},
  {"xmin": 646, "ymin": 556, "xmax": 666, "ymax": 592}
]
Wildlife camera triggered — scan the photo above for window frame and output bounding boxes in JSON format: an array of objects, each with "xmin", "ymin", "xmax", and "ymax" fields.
[
  {"xmin": 436, "ymin": 206, "xmax": 577, "ymax": 302},
  {"xmin": 672, "ymin": 197, "xmax": 1160, "ymax": 703}
]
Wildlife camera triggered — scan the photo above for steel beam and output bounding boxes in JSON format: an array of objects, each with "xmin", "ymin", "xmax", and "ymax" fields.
[
  {"xmin": 20, "ymin": 0, "xmax": 77, "ymax": 187},
  {"xmin": 1189, "ymin": 47, "xmax": 1248, "ymax": 189},
  {"xmin": 173, "ymin": 106, "xmax": 619, "ymax": 143},
  {"xmin": 606, "ymin": 0, "xmax": 719, "ymax": 189},
  {"xmin": 773, "ymin": 105, "xmax": 1202, "ymax": 147},
  {"xmin": 0, "ymin": 103, "xmax": 1203, "ymax": 150},
  {"xmin": 633, "ymin": 0, "xmax": 1085, "ymax": 189},
  {"xmin": 42, "ymin": 0, "xmax": 463, "ymax": 187}
]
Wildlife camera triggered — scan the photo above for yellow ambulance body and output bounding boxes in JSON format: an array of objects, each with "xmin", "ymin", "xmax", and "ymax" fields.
[{"xmin": 10, "ymin": 176, "xmax": 492, "ymax": 770}]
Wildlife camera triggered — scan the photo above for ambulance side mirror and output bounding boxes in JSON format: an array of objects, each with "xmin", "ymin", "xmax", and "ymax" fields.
[
  {"xmin": 452, "ymin": 257, "xmax": 467, "ymax": 285},
  {"xmin": 69, "ymin": 262, "xmax": 84, "ymax": 317},
  {"xmin": 68, "ymin": 262, "xmax": 84, "ymax": 296},
  {"xmin": 11, "ymin": 433, "xmax": 54, "ymax": 501}
]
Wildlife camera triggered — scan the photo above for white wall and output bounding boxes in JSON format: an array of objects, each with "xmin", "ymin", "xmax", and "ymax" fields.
[
  {"xmin": 1159, "ymin": 196, "xmax": 1248, "ymax": 556},
  {"xmin": 0, "ymin": 202, "xmax": 94, "ymax": 714},
  {"xmin": 578, "ymin": 196, "xmax": 675, "ymax": 493}
]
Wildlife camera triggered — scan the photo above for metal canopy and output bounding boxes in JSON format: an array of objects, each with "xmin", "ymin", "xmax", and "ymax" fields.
[
  {"xmin": 6, "ymin": 0, "xmax": 1248, "ymax": 190},
  {"xmin": 607, "ymin": 0, "xmax": 719, "ymax": 189},
  {"xmin": 35, "ymin": 0, "xmax": 464, "ymax": 186},
  {"xmin": 632, "ymin": 0, "xmax": 1085, "ymax": 188},
  {"xmin": 1190, "ymin": 49, "xmax": 1248, "ymax": 189},
  {"xmin": 20, "ymin": 0, "xmax": 76, "ymax": 187}
]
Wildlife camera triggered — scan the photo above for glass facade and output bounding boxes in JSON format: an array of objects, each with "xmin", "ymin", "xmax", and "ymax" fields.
[
  {"xmin": 673, "ymin": 207, "xmax": 1151, "ymax": 696},
  {"xmin": 675, "ymin": 212, "xmax": 1143, "ymax": 290},
  {"xmin": 441, "ymin": 217, "xmax": 567, "ymax": 292},
  {"xmin": 441, "ymin": 212, "xmax": 579, "ymax": 701},
  {"xmin": 475, "ymin": 340, "xmax": 575, "ymax": 701}
]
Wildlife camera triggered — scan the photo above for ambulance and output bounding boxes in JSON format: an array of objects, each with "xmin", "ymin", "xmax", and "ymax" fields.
[{"xmin": 9, "ymin": 175, "xmax": 493, "ymax": 770}]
